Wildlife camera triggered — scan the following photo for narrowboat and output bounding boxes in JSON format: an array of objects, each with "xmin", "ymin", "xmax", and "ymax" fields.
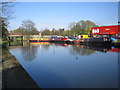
[
  {"xmin": 29, "ymin": 37, "xmax": 50, "ymax": 42},
  {"xmin": 82, "ymin": 37, "xmax": 112, "ymax": 44},
  {"xmin": 50, "ymin": 37, "xmax": 67, "ymax": 43}
]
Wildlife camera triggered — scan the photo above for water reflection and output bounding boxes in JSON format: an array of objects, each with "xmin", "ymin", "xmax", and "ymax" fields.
[
  {"xmin": 50, "ymin": 43, "xmax": 120, "ymax": 54},
  {"xmin": 67, "ymin": 45, "xmax": 96, "ymax": 56},
  {"xmin": 9, "ymin": 41, "xmax": 120, "ymax": 59},
  {"xmin": 9, "ymin": 41, "xmax": 39, "ymax": 61},
  {"xmin": 8, "ymin": 42, "xmax": 119, "ymax": 88},
  {"xmin": 9, "ymin": 41, "xmax": 23, "ymax": 46},
  {"xmin": 82, "ymin": 44, "xmax": 112, "ymax": 53},
  {"xmin": 21, "ymin": 42, "xmax": 39, "ymax": 61}
]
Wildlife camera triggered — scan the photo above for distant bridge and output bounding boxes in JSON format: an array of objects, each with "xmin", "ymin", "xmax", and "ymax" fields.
[{"xmin": 8, "ymin": 33, "xmax": 23, "ymax": 41}]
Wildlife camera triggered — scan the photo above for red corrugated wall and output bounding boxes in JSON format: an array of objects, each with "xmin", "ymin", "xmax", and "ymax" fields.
[{"xmin": 91, "ymin": 25, "xmax": 120, "ymax": 35}]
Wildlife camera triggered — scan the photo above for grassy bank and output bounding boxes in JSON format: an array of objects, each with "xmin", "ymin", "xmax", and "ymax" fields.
[{"xmin": 2, "ymin": 46, "xmax": 39, "ymax": 88}]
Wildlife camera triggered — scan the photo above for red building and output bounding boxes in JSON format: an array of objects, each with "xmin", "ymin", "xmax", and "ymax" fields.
[{"xmin": 91, "ymin": 25, "xmax": 120, "ymax": 35}]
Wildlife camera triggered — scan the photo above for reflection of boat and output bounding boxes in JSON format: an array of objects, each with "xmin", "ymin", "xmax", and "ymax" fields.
[
  {"xmin": 109, "ymin": 48, "xmax": 120, "ymax": 52},
  {"xmin": 74, "ymin": 44, "xmax": 85, "ymax": 47},
  {"xmin": 52, "ymin": 43, "xmax": 69, "ymax": 47},
  {"xmin": 30, "ymin": 42, "xmax": 50, "ymax": 45},
  {"xmin": 82, "ymin": 44, "xmax": 112, "ymax": 53}
]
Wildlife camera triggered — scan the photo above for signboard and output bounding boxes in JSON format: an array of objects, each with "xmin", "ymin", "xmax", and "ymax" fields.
[
  {"xmin": 91, "ymin": 25, "xmax": 120, "ymax": 35},
  {"xmin": 92, "ymin": 29, "xmax": 99, "ymax": 34}
]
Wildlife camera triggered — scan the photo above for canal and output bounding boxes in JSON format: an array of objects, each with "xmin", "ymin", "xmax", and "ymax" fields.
[{"xmin": 8, "ymin": 42, "xmax": 119, "ymax": 88}]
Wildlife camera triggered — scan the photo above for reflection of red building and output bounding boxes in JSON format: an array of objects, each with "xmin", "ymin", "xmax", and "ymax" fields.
[
  {"xmin": 91, "ymin": 25, "xmax": 120, "ymax": 35},
  {"xmin": 109, "ymin": 48, "xmax": 120, "ymax": 52}
]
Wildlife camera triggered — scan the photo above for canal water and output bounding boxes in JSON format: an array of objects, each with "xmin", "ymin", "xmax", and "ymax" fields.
[{"xmin": 8, "ymin": 42, "xmax": 119, "ymax": 88}]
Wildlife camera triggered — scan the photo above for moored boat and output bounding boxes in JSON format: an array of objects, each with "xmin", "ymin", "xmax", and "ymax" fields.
[
  {"xmin": 49, "ymin": 37, "xmax": 68, "ymax": 43},
  {"xmin": 29, "ymin": 37, "xmax": 50, "ymax": 42},
  {"xmin": 81, "ymin": 37, "xmax": 112, "ymax": 45},
  {"xmin": 113, "ymin": 42, "xmax": 120, "ymax": 48}
]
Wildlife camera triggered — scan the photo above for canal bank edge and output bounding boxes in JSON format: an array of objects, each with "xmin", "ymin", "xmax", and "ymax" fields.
[{"xmin": 2, "ymin": 47, "xmax": 39, "ymax": 88}]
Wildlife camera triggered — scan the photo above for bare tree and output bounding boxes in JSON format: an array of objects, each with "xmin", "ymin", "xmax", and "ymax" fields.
[
  {"xmin": 1, "ymin": 0, "xmax": 14, "ymax": 40},
  {"xmin": 21, "ymin": 19, "xmax": 38, "ymax": 40},
  {"xmin": 68, "ymin": 22, "xmax": 76, "ymax": 30}
]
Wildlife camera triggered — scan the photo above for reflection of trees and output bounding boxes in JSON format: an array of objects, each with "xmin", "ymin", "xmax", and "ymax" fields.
[
  {"xmin": 9, "ymin": 41, "xmax": 23, "ymax": 46},
  {"xmin": 41, "ymin": 44, "xmax": 50, "ymax": 51},
  {"xmin": 21, "ymin": 43, "xmax": 39, "ymax": 61},
  {"xmin": 68, "ymin": 45, "xmax": 96, "ymax": 56}
]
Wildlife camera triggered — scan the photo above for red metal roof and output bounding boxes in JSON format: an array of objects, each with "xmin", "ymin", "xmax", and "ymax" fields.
[{"xmin": 91, "ymin": 25, "xmax": 120, "ymax": 35}]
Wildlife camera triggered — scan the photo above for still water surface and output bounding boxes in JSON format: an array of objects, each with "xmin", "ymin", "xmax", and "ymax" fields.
[{"xmin": 9, "ymin": 42, "xmax": 119, "ymax": 88}]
